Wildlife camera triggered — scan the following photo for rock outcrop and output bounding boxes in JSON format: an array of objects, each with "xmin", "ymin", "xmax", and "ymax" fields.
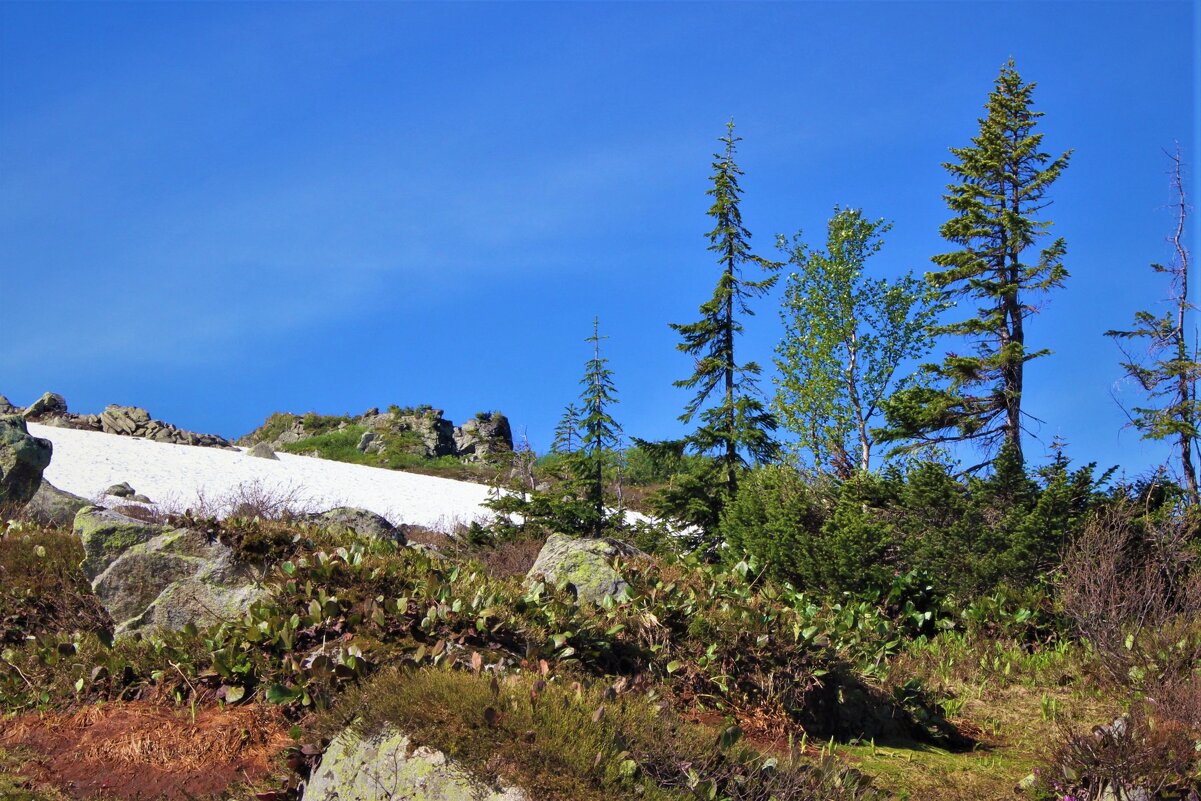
[
  {"xmin": 2, "ymin": 392, "xmax": 230, "ymax": 448},
  {"xmin": 0, "ymin": 415, "xmax": 53, "ymax": 508},
  {"xmin": 74, "ymin": 506, "xmax": 264, "ymax": 635},
  {"xmin": 306, "ymin": 725, "xmax": 527, "ymax": 801},
  {"xmin": 242, "ymin": 406, "xmax": 514, "ymax": 464},
  {"xmin": 526, "ymin": 533, "xmax": 640, "ymax": 604},
  {"xmin": 21, "ymin": 391, "xmax": 68, "ymax": 421},
  {"xmin": 453, "ymin": 412, "xmax": 513, "ymax": 462},
  {"xmin": 99, "ymin": 404, "xmax": 231, "ymax": 448},
  {"xmin": 23, "ymin": 480, "xmax": 89, "ymax": 527}
]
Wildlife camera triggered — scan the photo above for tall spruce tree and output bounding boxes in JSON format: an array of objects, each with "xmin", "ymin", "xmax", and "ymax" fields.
[
  {"xmin": 672, "ymin": 120, "xmax": 781, "ymax": 497},
  {"xmin": 1106, "ymin": 146, "xmax": 1199, "ymax": 502},
  {"xmin": 577, "ymin": 317, "xmax": 621, "ymax": 536},
  {"xmin": 881, "ymin": 59, "xmax": 1071, "ymax": 467}
]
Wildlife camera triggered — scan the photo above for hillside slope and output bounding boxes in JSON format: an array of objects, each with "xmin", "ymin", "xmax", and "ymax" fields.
[{"xmin": 29, "ymin": 423, "xmax": 495, "ymax": 530}]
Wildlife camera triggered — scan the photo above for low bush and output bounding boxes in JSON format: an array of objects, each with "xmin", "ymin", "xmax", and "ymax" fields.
[
  {"xmin": 320, "ymin": 666, "xmax": 882, "ymax": 801},
  {"xmin": 0, "ymin": 524, "xmax": 111, "ymax": 645}
]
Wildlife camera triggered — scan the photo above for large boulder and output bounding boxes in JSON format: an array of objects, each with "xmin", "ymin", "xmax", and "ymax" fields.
[
  {"xmin": 306, "ymin": 725, "xmax": 527, "ymax": 801},
  {"xmin": 93, "ymin": 527, "xmax": 264, "ymax": 635},
  {"xmin": 74, "ymin": 507, "xmax": 265, "ymax": 635},
  {"xmin": 453, "ymin": 413, "xmax": 513, "ymax": 462},
  {"xmin": 21, "ymin": 391, "xmax": 68, "ymax": 421},
  {"xmin": 0, "ymin": 415, "xmax": 52, "ymax": 508},
  {"xmin": 74, "ymin": 506, "xmax": 166, "ymax": 579},
  {"xmin": 526, "ymin": 533, "xmax": 640, "ymax": 604},
  {"xmin": 308, "ymin": 507, "xmax": 407, "ymax": 544},
  {"xmin": 23, "ymin": 480, "xmax": 89, "ymax": 527},
  {"xmin": 0, "ymin": 395, "xmax": 18, "ymax": 415}
]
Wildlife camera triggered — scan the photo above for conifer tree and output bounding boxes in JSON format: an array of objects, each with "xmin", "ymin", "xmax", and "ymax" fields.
[
  {"xmin": 577, "ymin": 317, "xmax": 621, "ymax": 536},
  {"xmin": 881, "ymin": 60, "xmax": 1071, "ymax": 468},
  {"xmin": 1106, "ymin": 146, "xmax": 1199, "ymax": 502},
  {"xmin": 672, "ymin": 120, "xmax": 781, "ymax": 497},
  {"xmin": 551, "ymin": 403, "xmax": 580, "ymax": 454}
]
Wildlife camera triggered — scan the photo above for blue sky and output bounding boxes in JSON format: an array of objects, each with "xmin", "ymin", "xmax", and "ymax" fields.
[{"xmin": 1, "ymin": 1, "xmax": 1196, "ymax": 477}]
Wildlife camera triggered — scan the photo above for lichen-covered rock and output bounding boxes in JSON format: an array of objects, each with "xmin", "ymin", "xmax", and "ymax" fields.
[
  {"xmin": 0, "ymin": 395, "xmax": 19, "ymax": 415},
  {"xmin": 306, "ymin": 725, "xmax": 527, "ymax": 801},
  {"xmin": 308, "ymin": 507, "xmax": 406, "ymax": 544},
  {"xmin": 526, "ymin": 533, "xmax": 640, "ymax": 604},
  {"xmin": 86, "ymin": 524, "xmax": 265, "ymax": 635},
  {"xmin": 1, "ymin": 415, "xmax": 53, "ymax": 508},
  {"xmin": 74, "ymin": 506, "xmax": 165, "ymax": 580},
  {"xmin": 23, "ymin": 480, "xmax": 89, "ymax": 527}
]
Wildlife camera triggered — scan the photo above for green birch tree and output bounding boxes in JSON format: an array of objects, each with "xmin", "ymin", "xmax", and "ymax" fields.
[{"xmin": 773, "ymin": 207, "xmax": 944, "ymax": 476}]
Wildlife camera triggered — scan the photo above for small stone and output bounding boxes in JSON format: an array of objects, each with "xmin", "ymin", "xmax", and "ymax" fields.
[{"xmin": 105, "ymin": 482, "xmax": 136, "ymax": 498}]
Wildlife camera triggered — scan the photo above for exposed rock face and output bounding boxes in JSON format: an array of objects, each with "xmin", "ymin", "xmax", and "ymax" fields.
[
  {"xmin": 308, "ymin": 507, "xmax": 407, "ymax": 544},
  {"xmin": 100, "ymin": 404, "xmax": 231, "ymax": 448},
  {"xmin": 74, "ymin": 506, "xmax": 265, "ymax": 635},
  {"xmin": 306, "ymin": 725, "xmax": 527, "ymax": 801},
  {"xmin": 23, "ymin": 480, "xmax": 89, "ymax": 527},
  {"xmin": 526, "ymin": 533, "xmax": 640, "ymax": 605},
  {"xmin": 0, "ymin": 395, "xmax": 20, "ymax": 414},
  {"xmin": 21, "ymin": 391, "xmax": 68, "ymax": 421},
  {"xmin": 0, "ymin": 415, "xmax": 53, "ymax": 508},
  {"xmin": 453, "ymin": 413, "xmax": 513, "ymax": 462}
]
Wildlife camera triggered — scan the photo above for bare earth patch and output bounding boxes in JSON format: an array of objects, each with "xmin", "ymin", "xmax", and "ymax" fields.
[{"xmin": 0, "ymin": 702, "xmax": 291, "ymax": 800}]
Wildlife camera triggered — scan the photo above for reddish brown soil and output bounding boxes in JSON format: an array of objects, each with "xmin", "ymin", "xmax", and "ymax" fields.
[{"xmin": 0, "ymin": 702, "xmax": 292, "ymax": 800}]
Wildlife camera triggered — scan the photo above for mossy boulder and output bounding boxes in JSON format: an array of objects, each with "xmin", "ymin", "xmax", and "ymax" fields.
[
  {"xmin": 75, "ymin": 509, "xmax": 266, "ymax": 635},
  {"xmin": 74, "ymin": 506, "xmax": 165, "ymax": 579},
  {"xmin": 526, "ymin": 533, "xmax": 640, "ymax": 605},
  {"xmin": 306, "ymin": 725, "xmax": 527, "ymax": 801},
  {"xmin": 0, "ymin": 415, "xmax": 52, "ymax": 508}
]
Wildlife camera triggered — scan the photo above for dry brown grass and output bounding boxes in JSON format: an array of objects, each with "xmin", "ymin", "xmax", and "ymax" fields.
[{"xmin": 0, "ymin": 702, "xmax": 292, "ymax": 800}]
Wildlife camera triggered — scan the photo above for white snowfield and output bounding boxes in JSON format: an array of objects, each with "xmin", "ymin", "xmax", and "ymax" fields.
[{"xmin": 28, "ymin": 423, "xmax": 497, "ymax": 531}]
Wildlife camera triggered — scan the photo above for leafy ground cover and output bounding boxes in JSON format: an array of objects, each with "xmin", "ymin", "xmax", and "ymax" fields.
[{"xmin": 0, "ymin": 510, "xmax": 1195, "ymax": 800}]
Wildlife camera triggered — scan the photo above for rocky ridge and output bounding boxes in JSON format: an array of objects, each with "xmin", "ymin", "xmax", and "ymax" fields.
[
  {"xmin": 7, "ymin": 391, "xmax": 231, "ymax": 448},
  {"xmin": 242, "ymin": 405, "xmax": 513, "ymax": 464}
]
